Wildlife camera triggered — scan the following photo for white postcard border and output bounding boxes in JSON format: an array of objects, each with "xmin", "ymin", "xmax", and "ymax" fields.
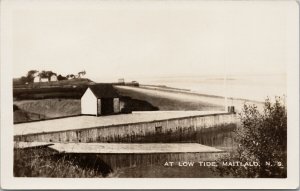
[{"xmin": 1, "ymin": 0, "xmax": 299, "ymax": 189}]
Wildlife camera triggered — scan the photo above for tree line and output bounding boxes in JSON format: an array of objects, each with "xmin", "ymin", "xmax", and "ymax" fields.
[{"xmin": 19, "ymin": 70, "xmax": 86, "ymax": 84}]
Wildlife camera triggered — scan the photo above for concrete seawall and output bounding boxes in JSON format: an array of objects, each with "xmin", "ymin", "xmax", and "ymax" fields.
[{"xmin": 15, "ymin": 113, "xmax": 237, "ymax": 146}]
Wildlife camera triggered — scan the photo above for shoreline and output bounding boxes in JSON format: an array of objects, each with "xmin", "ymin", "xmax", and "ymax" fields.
[{"xmin": 137, "ymin": 84, "xmax": 264, "ymax": 104}]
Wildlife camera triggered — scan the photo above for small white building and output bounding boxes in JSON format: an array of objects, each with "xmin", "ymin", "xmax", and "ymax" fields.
[
  {"xmin": 34, "ymin": 76, "xmax": 40, "ymax": 83},
  {"xmin": 81, "ymin": 84, "xmax": 121, "ymax": 116},
  {"xmin": 50, "ymin": 75, "xmax": 57, "ymax": 81},
  {"xmin": 40, "ymin": 77, "xmax": 49, "ymax": 82}
]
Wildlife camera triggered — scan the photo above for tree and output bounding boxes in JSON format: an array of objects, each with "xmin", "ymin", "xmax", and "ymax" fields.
[
  {"xmin": 78, "ymin": 70, "xmax": 86, "ymax": 78},
  {"xmin": 46, "ymin": 71, "xmax": 56, "ymax": 81},
  {"xmin": 57, "ymin": 74, "xmax": 67, "ymax": 81},
  {"xmin": 19, "ymin": 76, "xmax": 28, "ymax": 84},
  {"xmin": 38, "ymin": 71, "xmax": 56, "ymax": 81},
  {"xmin": 38, "ymin": 70, "xmax": 48, "ymax": 79},
  {"xmin": 214, "ymin": 97, "xmax": 287, "ymax": 178},
  {"xmin": 66, "ymin": 74, "xmax": 75, "ymax": 79},
  {"xmin": 26, "ymin": 70, "xmax": 38, "ymax": 83}
]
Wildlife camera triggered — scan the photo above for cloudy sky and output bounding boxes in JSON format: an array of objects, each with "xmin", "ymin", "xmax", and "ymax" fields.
[{"xmin": 11, "ymin": 0, "xmax": 295, "ymax": 82}]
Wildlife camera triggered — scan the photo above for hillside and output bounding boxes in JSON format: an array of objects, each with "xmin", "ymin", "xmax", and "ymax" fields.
[
  {"xmin": 13, "ymin": 78, "xmax": 94, "ymax": 88},
  {"xmin": 14, "ymin": 99, "xmax": 81, "ymax": 123},
  {"xmin": 13, "ymin": 78, "xmax": 94, "ymax": 100}
]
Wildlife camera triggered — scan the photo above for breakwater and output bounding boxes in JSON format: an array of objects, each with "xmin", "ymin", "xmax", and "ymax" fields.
[{"xmin": 15, "ymin": 112, "xmax": 237, "ymax": 150}]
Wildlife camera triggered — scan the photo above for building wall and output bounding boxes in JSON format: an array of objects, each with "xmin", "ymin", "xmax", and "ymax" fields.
[
  {"xmin": 120, "ymin": 100, "xmax": 125, "ymax": 112},
  {"xmin": 97, "ymin": 99, "xmax": 101, "ymax": 115},
  {"xmin": 33, "ymin": 77, "xmax": 39, "ymax": 83},
  {"xmin": 81, "ymin": 88, "xmax": 97, "ymax": 115},
  {"xmin": 40, "ymin": 78, "xmax": 48, "ymax": 82},
  {"xmin": 15, "ymin": 113, "xmax": 237, "ymax": 148}
]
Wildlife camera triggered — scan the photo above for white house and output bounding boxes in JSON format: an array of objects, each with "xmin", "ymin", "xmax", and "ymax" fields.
[
  {"xmin": 50, "ymin": 75, "xmax": 57, "ymax": 81},
  {"xmin": 40, "ymin": 77, "xmax": 48, "ymax": 82},
  {"xmin": 34, "ymin": 76, "xmax": 40, "ymax": 83},
  {"xmin": 81, "ymin": 84, "xmax": 121, "ymax": 116}
]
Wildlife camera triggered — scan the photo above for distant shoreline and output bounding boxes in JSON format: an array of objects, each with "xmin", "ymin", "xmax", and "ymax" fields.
[{"xmin": 139, "ymin": 84, "xmax": 264, "ymax": 104}]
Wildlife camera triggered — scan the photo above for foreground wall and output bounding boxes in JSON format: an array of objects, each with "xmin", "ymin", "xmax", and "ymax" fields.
[{"xmin": 15, "ymin": 113, "xmax": 237, "ymax": 148}]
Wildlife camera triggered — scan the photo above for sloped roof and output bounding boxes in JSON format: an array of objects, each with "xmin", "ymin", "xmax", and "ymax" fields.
[{"xmin": 88, "ymin": 84, "xmax": 119, "ymax": 98}]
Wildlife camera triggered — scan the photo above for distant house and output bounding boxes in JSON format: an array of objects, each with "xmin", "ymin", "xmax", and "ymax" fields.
[
  {"xmin": 39, "ymin": 77, "xmax": 48, "ymax": 82},
  {"xmin": 33, "ymin": 76, "xmax": 40, "ymax": 83},
  {"xmin": 50, "ymin": 75, "xmax": 57, "ymax": 81},
  {"xmin": 81, "ymin": 84, "xmax": 121, "ymax": 116}
]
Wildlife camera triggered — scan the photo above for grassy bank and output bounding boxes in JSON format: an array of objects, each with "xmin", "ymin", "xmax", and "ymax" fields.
[
  {"xmin": 14, "ymin": 147, "xmax": 109, "ymax": 177},
  {"xmin": 14, "ymin": 99, "xmax": 81, "ymax": 123}
]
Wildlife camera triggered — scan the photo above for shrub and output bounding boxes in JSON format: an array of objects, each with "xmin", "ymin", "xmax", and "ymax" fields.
[{"xmin": 214, "ymin": 97, "xmax": 287, "ymax": 178}]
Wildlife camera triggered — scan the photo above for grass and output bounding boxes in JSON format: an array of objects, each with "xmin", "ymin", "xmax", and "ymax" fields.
[
  {"xmin": 14, "ymin": 147, "xmax": 111, "ymax": 177},
  {"xmin": 13, "ymin": 78, "xmax": 93, "ymax": 100},
  {"xmin": 13, "ymin": 87, "xmax": 87, "ymax": 100},
  {"xmin": 14, "ymin": 99, "xmax": 81, "ymax": 123}
]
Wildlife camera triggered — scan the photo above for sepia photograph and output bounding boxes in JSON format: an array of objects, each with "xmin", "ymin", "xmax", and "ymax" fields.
[{"xmin": 1, "ymin": 0, "xmax": 299, "ymax": 189}]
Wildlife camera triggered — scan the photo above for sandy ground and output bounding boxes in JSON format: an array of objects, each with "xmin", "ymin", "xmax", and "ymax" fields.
[{"xmin": 14, "ymin": 110, "xmax": 226, "ymax": 136}]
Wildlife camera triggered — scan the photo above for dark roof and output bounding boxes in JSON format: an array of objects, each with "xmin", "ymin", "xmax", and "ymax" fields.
[{"xmin": 88, "ymin": 84, "xmax": 119, "ymax": 98}]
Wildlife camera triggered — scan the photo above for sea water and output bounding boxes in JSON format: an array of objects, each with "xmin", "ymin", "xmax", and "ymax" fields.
[{"xmin": 134, "ymin": 74, "xmax": 286, "ymax": 102}]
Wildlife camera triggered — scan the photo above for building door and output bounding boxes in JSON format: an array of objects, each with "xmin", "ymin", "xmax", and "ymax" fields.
[{"xmin": 101, "ymin": 98, "xmax": 114, "ymax": 115}]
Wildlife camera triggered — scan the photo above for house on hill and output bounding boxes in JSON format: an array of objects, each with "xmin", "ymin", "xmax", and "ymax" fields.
[
  {"xmin": 33, "ymin": 76, "xmax": 40, "ymax": 83},
  {"xmin": 39, "ymin": 77, "xmax": 49, "ymax": 82},
  {"xmin": 81, "ymin": 84, "xmax": 122, "ymax": 116},
  {"xmin": 50, "ymin": 75, "xmax": 57, "ymax": 81}
]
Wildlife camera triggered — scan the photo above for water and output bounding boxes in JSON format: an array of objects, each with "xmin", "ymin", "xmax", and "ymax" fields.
[{"xmin": 132, "ymin": 74, "xmax": 286, "ymax": 102}]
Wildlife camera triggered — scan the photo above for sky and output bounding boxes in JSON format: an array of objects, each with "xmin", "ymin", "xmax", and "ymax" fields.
[{"xmin": 11, "ymin": 1, "xmax": 293, "ymax": 82}]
